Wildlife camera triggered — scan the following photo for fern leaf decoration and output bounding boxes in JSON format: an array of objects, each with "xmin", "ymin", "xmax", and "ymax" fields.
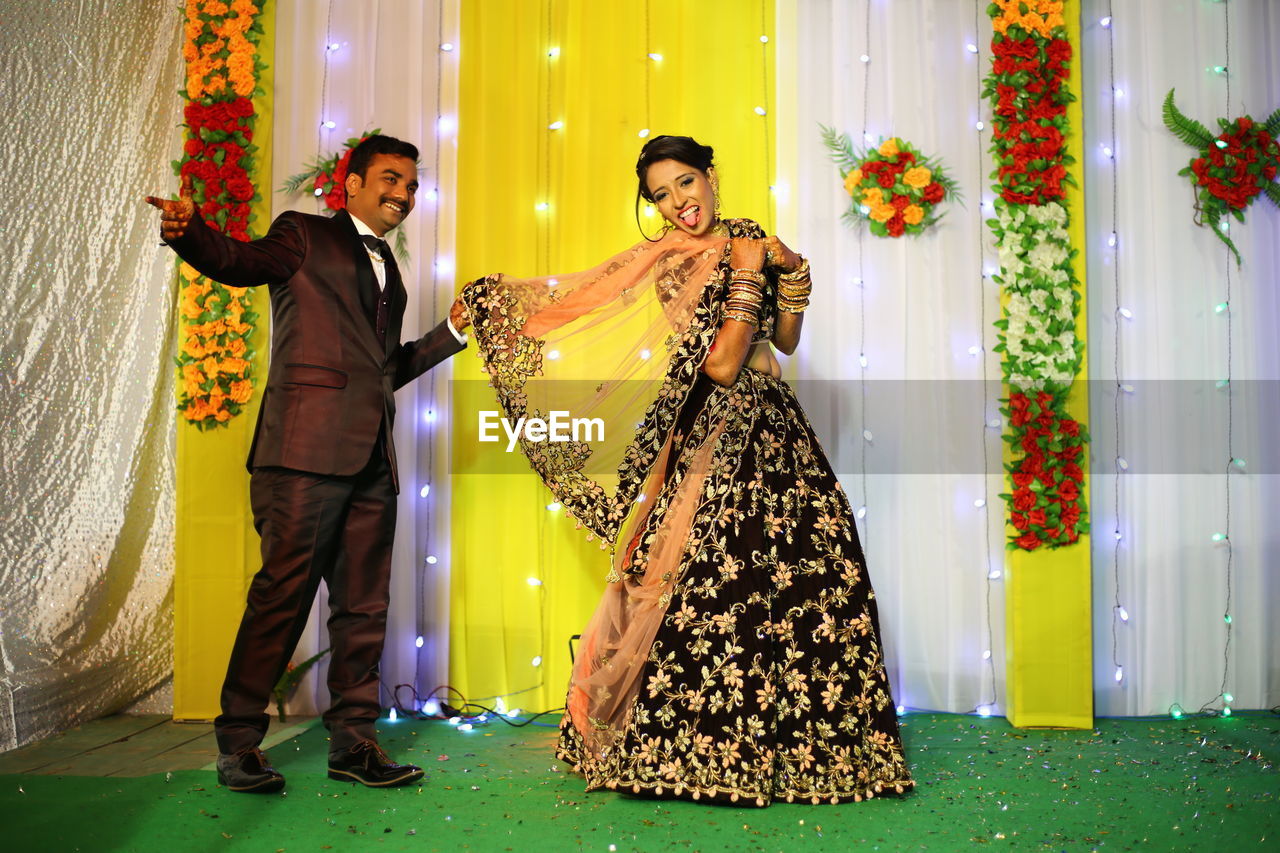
[
  {"xmin": 819, "ymin": 124, "xmax": 858, "ymax": 172},
  {"xmin": 1263, "ymin": 106, "xmax": 1280, "ymax": 136},
  {"xmin": 1163, "ymin": 89, "xmax": 1216, "ymax": 149},
  {"xmin": 1263, "ymin": 180, "xmax": 1280, "ymax": 209}
]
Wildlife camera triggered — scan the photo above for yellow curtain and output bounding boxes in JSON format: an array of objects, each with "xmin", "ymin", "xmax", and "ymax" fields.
[
  {"xmin": 452, "ymin": 0, "xmax": 776, "ymax": 713},
  {"xmin": 1004, "ymin": 2, "xmax": 1093, "ymax": 729},
  {"xmin": 173, "ymin": 5, "xmax": 276, "ymax": 721}
]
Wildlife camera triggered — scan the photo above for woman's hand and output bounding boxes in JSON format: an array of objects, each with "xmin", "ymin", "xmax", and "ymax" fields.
[
  {"xmin": 763, "ymin": 235, "xmax": 803, "ymax": 274},
  {"xmin": 449, "ymin": 296, "xmax": 470, "ymax": 331},
  {"xmin": 730, "ymin": 237, "xmax": 766, "ymax": 272}
]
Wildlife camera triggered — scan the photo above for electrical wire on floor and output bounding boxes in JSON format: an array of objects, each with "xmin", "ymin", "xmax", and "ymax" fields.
[{"xmin": 388, "ymin": 683, "xmax": 565, "ymax": 728}]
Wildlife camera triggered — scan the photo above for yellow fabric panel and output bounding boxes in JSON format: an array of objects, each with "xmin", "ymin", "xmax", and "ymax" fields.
[
  {"xmin": 453, "ymin": 0, "xmax": 775, "ymax": 713},
  {"xmin": 173, "ymin": 5, "xmax": 276, "ymax": 721},
  {"xmin": 1005, "ymin": 2, "xmax": 1092, "ymax": 729}
]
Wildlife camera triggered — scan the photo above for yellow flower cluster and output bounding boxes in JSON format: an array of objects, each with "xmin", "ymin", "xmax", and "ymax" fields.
[
  {"xmin": 184, "ymin": 0, "xmax": 260, "ymax": 100},
  {"xmin": 903, "ymin": 166, "xmax": 932, "ymax": 189},
  {"xmin": 991, "ymin": 0, "xmax": 1065, "ymax": 38},
  {"xmin": 177, "ymin": 264, "xmax": 255, "ymax": 425}
]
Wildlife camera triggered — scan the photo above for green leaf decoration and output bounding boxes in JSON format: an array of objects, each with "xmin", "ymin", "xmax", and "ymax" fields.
[
  {"xmin": 1263, "ymin": 180, "xmax": 1280, "ymax": 209},
  {"xmin": 819, "ymin": 123, "xmax": 858, "ymax": 171},
  {"xmin": 1203, "ymin": 209, "xmax": 1243, "ymax": 266},
  {"xmin": 1163, "ymin": 89, "xmax": 1216, "ymax": 149},
  {"xmin": 273, "ymin": 647, "xmax": 331, "ymax": 722},
  {"xmin": 1262, "ymin": 105, "xmax": 1280, "ymax": 136}
]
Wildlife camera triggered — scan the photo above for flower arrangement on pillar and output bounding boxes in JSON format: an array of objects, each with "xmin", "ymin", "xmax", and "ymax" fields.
[
  {"xmin": 983, "ymin": 0, "xmax": 1089, "ymax": 550},
  {"xmin": 173, "ymin": 0, "xmax": 267, "ymax": 428}
]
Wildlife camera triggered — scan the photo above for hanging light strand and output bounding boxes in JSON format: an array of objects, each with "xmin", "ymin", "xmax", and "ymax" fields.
[
  {"xmin": 758, "ymin": 0, "xmax": 773, "ymax": 233},
  {"xmin": 1207, "ymin": 0, "xmax": 1236, "ymax": 716},
  {"xmin": 1103, "ymin": 0, "xmax": 1129, "ymax": 695},
  {"xmin": 854, "ymin": 0, "xmax": 872, "ymax": 554},
  {"xmin": 973, "ymin": 0, "xmax": 999, "ymax": 716}
]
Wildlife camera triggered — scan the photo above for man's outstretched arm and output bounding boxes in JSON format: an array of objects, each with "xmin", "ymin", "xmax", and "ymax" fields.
[{"xmin": 145, "ymin": 174, "xmax": 304, "ymax": 287}]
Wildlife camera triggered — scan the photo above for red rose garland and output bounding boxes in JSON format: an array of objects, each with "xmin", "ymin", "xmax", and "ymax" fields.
[
  {"xmin": 986, "ymin": 2, "xmax": 1089, "ymax": 551},
  {"xmin": 173, "ymin": 0, "xmax": 266, "ymax": 429}
]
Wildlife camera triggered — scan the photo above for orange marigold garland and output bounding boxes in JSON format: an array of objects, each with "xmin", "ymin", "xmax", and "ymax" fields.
[{"xmin": 173, "ymin": 0, "xmax": 267, "ymax": 429}]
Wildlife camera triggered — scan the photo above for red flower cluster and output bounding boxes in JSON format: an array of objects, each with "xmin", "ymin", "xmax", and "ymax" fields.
[
  {"xmin": 987, "ymin": 36, "xmax": 1074, "ymax": 205},
  {"xmin": 178, "ymin": 97, "xmax": 259, "ymax": 241},
  {"xmin": 1004, "ymin": 391, "xmax": 1087, "ymax": 550},
  {"xmin": 312, "ymin": 146, "xmax": 358, "ymax": 212},
  {"xmin": 1190, "ymin": 116, "xmax": 1280, "ymax": 210}
]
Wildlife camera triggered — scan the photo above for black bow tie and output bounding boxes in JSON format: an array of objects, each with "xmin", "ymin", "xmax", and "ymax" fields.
[{"xmin": 361, "ymin": 234, "xmax": 390, "ymax": 259}]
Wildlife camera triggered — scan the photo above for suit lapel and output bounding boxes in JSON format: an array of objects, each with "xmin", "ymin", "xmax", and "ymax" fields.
[{"xmin": 333, "ymin": 210, "xmax": 385, "ymax": 363}]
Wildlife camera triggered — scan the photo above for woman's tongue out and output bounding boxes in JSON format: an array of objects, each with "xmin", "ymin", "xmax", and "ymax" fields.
[{"xmin": 679, "ymin": 205, "xmax": 701, "ymax": 229}]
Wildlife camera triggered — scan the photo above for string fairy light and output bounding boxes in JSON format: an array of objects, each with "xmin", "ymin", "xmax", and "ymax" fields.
[
  {"xmin": 971, "ymin": 0, "xmax": 999, "ymax": 716},
  {"xmin": 1102, "ymin": 0, "xmax": 1129, "ymax": 694},
  {"xmin": 410, "ymin": 0, "xmax": 455, "ymax": 702},
  {"xmin": 1201, "ymin": 0, "xmax": 1236, "ymax": 719},
  {"xmin": 853, "ymin": 0, "xmax": 872, "ymax": 557},
  {"xmin": 757, "ymin": 0, "xmax": 773, "ymax": 232}
]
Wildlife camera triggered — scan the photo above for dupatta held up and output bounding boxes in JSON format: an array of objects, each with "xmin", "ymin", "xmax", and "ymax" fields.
[{"xmin": 460, "ymin": 225, "xmax": 741, "ymax": 756}]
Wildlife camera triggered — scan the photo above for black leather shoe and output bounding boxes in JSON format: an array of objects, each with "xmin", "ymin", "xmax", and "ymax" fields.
[
  {"xmin": 216, "ymin": 746, "xmax": 285, "ymax": 793},
  {"xmin": 327, "ymin": 740, "xmax": 424, "ymax": 787}
]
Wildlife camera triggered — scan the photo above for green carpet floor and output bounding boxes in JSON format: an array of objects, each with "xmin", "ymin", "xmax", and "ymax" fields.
[{"xmin": 1, "ymin": 713, "xmax": 1275, "ymax": 852}]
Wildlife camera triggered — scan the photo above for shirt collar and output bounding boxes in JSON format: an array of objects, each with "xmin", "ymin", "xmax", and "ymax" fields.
[{"xmin": 349, "ymin": 212, "xmax": 383, "ymax": 241}]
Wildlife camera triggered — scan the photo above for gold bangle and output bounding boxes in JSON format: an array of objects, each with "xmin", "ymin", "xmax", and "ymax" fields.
[
  {"xmin": 727, "ymin": 283, "xmax": 763, "ymax": 301},
  {"xmin": 778, "ymin": 257, "xmax": 810, "ymax": 285},
  {"xmin": 730, "ymin": 268, "xmax": 766, "ymax": 287},
  {"xmin": 773, "ymin": 281, "xmax": 814, "ymax": 298},
  {"xmin": 777, "ymin": 300, "xmax": 808, "ymax": 314},
  {"xmin": 724, "ymin": 307, "xmax": 760, "ymax": 326}
]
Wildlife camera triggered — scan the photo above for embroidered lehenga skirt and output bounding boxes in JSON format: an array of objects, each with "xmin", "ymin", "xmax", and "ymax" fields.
[{"xmin": 556, "ymin": 366, "xmax": 914, "ymax": 806}]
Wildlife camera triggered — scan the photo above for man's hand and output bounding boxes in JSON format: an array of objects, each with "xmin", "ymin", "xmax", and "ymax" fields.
[
  {"xmin": 144, "ymin": 174, "xmax": 196, "ymax": 242},
  {"xmin": 449, "ymin": 296, "xmax": 471, "ymax": 332}
]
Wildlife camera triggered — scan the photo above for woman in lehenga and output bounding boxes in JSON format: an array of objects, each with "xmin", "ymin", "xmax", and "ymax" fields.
[{"xmin": 460, "ymin": 135, "xmax": 912, "ymax": 806}]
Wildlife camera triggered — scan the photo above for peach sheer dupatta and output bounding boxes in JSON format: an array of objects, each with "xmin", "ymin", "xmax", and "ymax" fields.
[{"xmin": 460, "ymin": 229, "xmax": 730, "ymax": 756}]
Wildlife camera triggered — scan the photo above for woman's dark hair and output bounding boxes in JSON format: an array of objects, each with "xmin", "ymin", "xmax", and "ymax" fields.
[
  {"xmin": 635, "ymin": 135, "xmax": 715, "ymax": 202},
  {"xmin": 346, "ymin": 134, "xmax": 420, "ymax": 198},
  {"xmin": 634, "ymin": 135, "xmax": 715, "ymax": 240}
]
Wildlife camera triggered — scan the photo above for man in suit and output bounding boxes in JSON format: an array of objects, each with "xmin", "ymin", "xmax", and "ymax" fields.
[{"xmin": 146, "ymin": 134, "xmax": 468, "ymax": 793}]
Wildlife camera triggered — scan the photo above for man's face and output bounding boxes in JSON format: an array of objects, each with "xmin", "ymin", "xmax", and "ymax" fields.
[{"xmin": 345, "ymin": 153, "xmax": 418, "ymax": 236}]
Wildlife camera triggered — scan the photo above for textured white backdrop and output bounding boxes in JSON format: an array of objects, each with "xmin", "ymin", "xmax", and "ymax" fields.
[
  {"xmin": 782, "ymin": 0, "xmax": 1278, "ymax": 716},
  {"xmin": 0, "ymin": 1, "xmax": 183, "ymax": 749}
]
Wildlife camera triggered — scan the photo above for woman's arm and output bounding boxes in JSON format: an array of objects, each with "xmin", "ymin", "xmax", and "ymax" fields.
[
  {"xmin": 701, "ymin": 238, "xmax": 765, "ymax": 387},
  {"xmin": 764, "ymin": 235, "xmax": 807, "ymax": 356},
  {"xmin": 772, "ymin": 310, "xmax": 804, "ymax": 356}
]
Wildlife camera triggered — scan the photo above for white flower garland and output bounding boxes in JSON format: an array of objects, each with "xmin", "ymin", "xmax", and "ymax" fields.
[{"xmin": 992, "ymin": 200, "xmax": 1081, "ymax": 388}]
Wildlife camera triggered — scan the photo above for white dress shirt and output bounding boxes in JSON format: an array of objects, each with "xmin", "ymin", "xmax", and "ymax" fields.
[{"xmin": 350, "ymin": 213, "xmax": 467, "ymax": 345}]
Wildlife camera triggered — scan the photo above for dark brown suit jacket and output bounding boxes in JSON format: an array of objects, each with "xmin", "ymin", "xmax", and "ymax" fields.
[{"xmin": 170, "ymin": 209, "xmax": 465, "ymax": 489}]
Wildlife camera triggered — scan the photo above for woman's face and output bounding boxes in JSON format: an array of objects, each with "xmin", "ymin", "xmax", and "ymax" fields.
[{"xmin": 645, "ymin": 159, "xmax": 716, "ymax": 236}]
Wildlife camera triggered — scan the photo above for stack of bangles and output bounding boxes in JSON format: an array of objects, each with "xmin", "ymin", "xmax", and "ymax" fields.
[
  {"xmin": 777, "ymin": 256, "xmax": 811, "ymax": 314},
  {"xmin": 724, "ymin": 268, "xmax": 766, "ymax": 327}
]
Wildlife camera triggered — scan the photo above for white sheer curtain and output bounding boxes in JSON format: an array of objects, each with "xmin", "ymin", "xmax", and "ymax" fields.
[
  {"xmin": 271, "ymin": 0, "xmax": 461, "ymax": 715},
  {"xmin": 783, "ymin": 0, "xmax": 1279, "ymax": 717},
  {"xmin": 1080, "ymin": 0, "xmax": 1280, "ymax": 716},
  {"xmin": 782, "ymin": 0, "xmax": 1006, "ymax": 714}
]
